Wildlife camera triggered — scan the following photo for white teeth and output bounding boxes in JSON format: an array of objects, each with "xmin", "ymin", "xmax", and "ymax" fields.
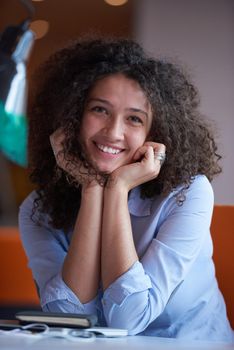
[{"xmin": 96, "ymin": 143, "xmax": 121, "ymax": 155}]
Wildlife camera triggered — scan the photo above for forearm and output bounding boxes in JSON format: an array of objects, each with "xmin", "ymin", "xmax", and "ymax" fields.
[
  {"xmin": 62, "ymin": 184, "xmax": 103, "ymax": 303},
  {"xmin": 101, "ymin": 186, "xmax": 138, "ymax": 290}
]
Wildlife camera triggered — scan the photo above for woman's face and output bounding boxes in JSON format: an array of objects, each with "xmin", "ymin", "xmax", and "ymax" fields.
[{"xmin": 80, "ymin": 73, "xmax": 153, "ymax": 174}]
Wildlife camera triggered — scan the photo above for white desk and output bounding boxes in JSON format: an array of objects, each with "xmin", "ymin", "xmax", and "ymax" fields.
[{"xmin": 0, "ymin": 334, "xmax": 233, "ymax": 350}]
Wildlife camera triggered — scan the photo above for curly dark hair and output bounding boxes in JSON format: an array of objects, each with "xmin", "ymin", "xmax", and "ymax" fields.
[{"xmin": 28, "ymin": 36, "xmax": 221, "ymax": 231}]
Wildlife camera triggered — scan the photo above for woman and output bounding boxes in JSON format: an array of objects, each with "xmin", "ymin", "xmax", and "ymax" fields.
[{"xmin": 19, "ymin": 37, "xmax": 233, "ymax": 341}]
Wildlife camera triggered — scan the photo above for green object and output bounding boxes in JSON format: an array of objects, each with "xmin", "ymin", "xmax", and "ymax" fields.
[{"xmin": 0, "ymin": 101, "xmax": 28, "ymax": 167}]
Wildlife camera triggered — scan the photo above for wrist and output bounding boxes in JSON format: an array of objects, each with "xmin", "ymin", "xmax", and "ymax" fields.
[
  {"xmin": 106, "ymin": 172, "xmax": 131, "ymax": 192},
  {"xmin": 104, "ymin": 178, "xmax": 129, "ymax": 198},
  {"xmin": 82, "ymin": 182, "xmax": 104, "ymax": 196}
]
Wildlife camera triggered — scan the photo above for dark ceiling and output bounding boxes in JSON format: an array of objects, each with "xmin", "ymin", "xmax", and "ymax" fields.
[{"xmin": 0, "ymin": 0, "xmax": 134, "ymax": 74}]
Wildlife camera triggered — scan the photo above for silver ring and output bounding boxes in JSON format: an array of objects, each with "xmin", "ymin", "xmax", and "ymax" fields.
[{"xmin": 154, "ymin": 152, "xmax": 166, "ymax": 165}]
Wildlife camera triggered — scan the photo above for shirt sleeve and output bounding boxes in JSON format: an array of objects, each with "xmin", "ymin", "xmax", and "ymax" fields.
[
  {"xmin": 102, "ymin": 176, "xmax": 214, "ymax": 334},
  {"xmin": 18, "ymin": 192, "xmax": 98, "ymax": 315}
]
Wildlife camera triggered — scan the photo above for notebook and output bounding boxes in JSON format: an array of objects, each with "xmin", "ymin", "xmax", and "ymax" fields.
[{"xmin": 15, "ymin": 311, "xmax": 97, "ymax": 328}]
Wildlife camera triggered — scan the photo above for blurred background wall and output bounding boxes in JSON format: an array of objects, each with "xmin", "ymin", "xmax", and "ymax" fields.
[
  {"xmin": 0, "ymin": 0, "xmax": 233, "ymax": 226},
  {"xmin": 134, "ymin": 0, "xmax": 234, "ymax": 205}
]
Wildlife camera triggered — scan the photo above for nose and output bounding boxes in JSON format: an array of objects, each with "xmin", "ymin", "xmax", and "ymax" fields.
[{"xmin": 103, "ymin": 116, "xmax": 124, "ymax": 141}]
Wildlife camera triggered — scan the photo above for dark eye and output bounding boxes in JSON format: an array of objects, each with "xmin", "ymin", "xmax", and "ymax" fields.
[
  {"xmin": 128, "ymin": 115, "xmax": 143, "ymax": 125},
  {"xmin": 91, "ymin": 106, "xmax": 108, "ymax": 114}
]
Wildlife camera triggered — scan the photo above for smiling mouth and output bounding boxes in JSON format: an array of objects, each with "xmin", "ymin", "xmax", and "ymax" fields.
[{"xmin": 95, "ymin": 142, "xmax": 123, "ymax": 155}]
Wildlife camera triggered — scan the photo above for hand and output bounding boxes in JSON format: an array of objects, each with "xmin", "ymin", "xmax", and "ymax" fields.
[
  {"xmin": 50, "ymin": 128, "xmax": 77, "ymax": 176},
  {"xmin": 50, "ymin": 128, "xmax": 100, "ymax": 189},
  {"xmin": 107, "ymin": 141, "xmax": 166, "ymax": 192}
]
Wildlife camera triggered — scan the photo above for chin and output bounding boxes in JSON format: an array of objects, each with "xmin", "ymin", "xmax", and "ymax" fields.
[
  {"xmin": 97, "ymin": 167, "xmax": 114, "ymax": 174},
  {"xmin": 89, "ymin": 161, "xmax": 110, "ymax": 174},
  {"xmin": 95, "ymin": 163, "xmax": 120, "ymax": 174}
]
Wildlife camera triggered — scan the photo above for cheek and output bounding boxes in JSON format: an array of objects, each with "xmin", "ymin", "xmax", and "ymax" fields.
[
  {"xmin": 81, "ymin": 116, "xmax": 100, "ymax": 140},
  {"xmin": 129, "ymin": 131, "xmax": 148, "ymax": 150}
]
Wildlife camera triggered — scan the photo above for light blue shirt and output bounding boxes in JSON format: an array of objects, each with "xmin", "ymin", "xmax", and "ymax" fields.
[{"xmin": 19, "ymin": 175, "xmax": 233, "ymax": 342}]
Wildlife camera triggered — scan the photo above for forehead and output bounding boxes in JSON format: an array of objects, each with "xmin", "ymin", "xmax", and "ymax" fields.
[{"xmin": 88, "ymin": 73, "xmax": 151, "ymax": 110}]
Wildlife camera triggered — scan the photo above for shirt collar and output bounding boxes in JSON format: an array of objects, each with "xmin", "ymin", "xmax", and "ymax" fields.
[{"xmin": 128, "ymin": 187, "xmax": 152, "ymax": 217}]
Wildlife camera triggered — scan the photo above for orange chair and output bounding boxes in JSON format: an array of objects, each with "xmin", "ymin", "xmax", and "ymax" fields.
[
  {"xmin": 0, "ymin": 227, "xmax": 40, "ymax": 318},
  {"xmin": 211, "ymin": 206, "xmax": 234, "ymax": 329}
]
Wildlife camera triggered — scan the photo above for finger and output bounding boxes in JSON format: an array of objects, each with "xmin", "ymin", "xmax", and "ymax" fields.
[
  {"xmin": 50, "ymin": 130, "xmax": 64, "ymax": 147},
  {"xmin": 145, "ymin": 142, "xmax": 166, "ymax": 165},
  {"xmin": 145, "ymin": 142, "xmax": 165, "ymax": 154},
  {"xmin": 133, "ymin": 145, "xmax": 155, "ymax": 164},
  {"xmin": 50, "ymin": 139, "xmax": 62, "ymax": 161},
  {"xmin": 154, "ymin": 151, "xmax": 166, "ymax": 166},
  {"xmin": 153, "ymin": 144, "xmax": 166, "ymax": 166},
  {"xmin": 50, "ymin": 129, "xmax": 65, "ymax": 158},
  {"xmin": 133, "ymin": 142, "xmax": 165, "ymax": 162},
  {"xmin": 132, "ymin": 145, "xmax": 149, "ymax": 161},
  {"xmin": 145, "ymin": 145, "xmax": 154, "ymax": 160},
  {"xmin": 50, "ymin": 127, "xmax": 65, "ymax": 140},
  {"xmin": 144, "ymin": 146, "xmax": 166, "ymax": 168}
]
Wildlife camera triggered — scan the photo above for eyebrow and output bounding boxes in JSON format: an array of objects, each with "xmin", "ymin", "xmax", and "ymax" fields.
[{"xmin": 86, "ymin": 98, "xmax": 149, "ymax": 118}]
